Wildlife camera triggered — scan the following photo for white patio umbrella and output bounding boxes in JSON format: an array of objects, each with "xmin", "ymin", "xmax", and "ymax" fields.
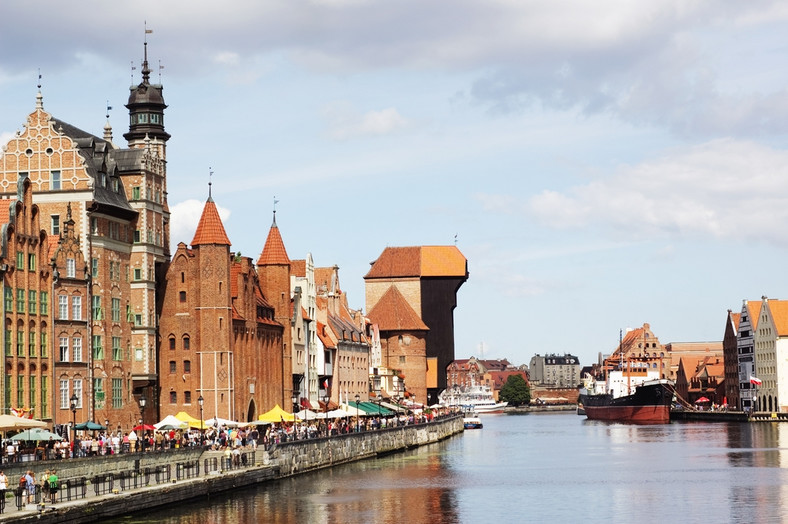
[
  {"xmin": 206, "ymin": 417, "xmax": 239, "ymax": 428},
  {"xmin": 0, "ymin": 414, "xmax": 47, "ymax": 431},
  {"xmin": 154, "ymin": 415, "xmax": 188, "ymax": 431},
  {"xmin": 295, "ymin": 409, "xmax": 322, "ymax": 420}
]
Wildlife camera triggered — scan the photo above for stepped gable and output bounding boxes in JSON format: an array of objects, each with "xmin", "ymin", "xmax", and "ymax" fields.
[
  {"xmin": 190, "ymin": 196, "xmax": 231, "ymax": 246},
  {"xmin": 257, "ymin": 213, "xmax": 289, "ymax": 265},
  {"xmin": 365, "ymin": 245, "xmax": 467, "ymax": 278},
  {"xmin": 367, "ymin": 286, "xmax": 429, "ymax": 331}
]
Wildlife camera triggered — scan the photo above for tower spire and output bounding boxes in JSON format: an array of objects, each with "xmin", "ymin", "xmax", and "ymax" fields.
[
  {"xmin": 142, "ymin": 22, "xmax": 152, "ymax": 84},
  {"xmin": 209, "ymin": 168, "xmax": 213, "ymax": 199}
]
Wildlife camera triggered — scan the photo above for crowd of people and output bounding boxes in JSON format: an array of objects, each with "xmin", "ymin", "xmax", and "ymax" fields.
[
  {"xmin": 0, "ymin": 406, "xmax": 457, "ymax": 465},
  {"xmin": 0, "ymin": 468, "xmax": 58, "ymax": 506}
]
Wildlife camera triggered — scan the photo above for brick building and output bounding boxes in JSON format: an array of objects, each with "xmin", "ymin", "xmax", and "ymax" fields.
[
  {"xmin": 158, "ymin": 194, "xmax": 285, "ymax": 423},
  {"xmin": 0, "ymin": 41, "xmax": 168, "ymax": 429},
  {"xmin": 365, "ymin": 246, "xmax": 468, "ymax": 402},
  {"xmin": 1, "ymin": 176, "xmax": 53, "ymax": 421}
]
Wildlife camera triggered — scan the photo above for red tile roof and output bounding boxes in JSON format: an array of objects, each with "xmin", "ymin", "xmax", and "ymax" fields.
[
  {"xmin": 290, "ymin": 259, "xmax": 306, "ymax": 277},
  {"xmin": 191, "ymin": 197, "xmax": 231, "ymax": 246},
  {"xmin": 365, "ymin": 246, "xmax": 467, "ymax": 279},
  {"xmin": 768, "ymin": 300, "xmax": 788, "ymax": 337},
  {"xmin": 257, "ymin": 216, "xmax": 289, "ymax": 265},
  {"xmin": 367, "ymin": 286, "xmax": 428, "ymax": 331}
]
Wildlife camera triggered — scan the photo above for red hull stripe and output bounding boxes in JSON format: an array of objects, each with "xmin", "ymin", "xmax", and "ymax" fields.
[{"xmin": 584, "ymin": 405, "xmax": 670, "ymax": 424}]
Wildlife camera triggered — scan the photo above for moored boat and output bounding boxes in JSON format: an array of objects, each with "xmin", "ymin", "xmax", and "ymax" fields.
[
  {"xmin": 463, "ymin": 415, "xmax": 483, "ymax": 429},
  {"xmin": 579, "ymin": 359, "xmax": 674, "ymax": 424},
  {"xmin": 439, "ymin": 383, "xmax": 508, "ymax": 414}
]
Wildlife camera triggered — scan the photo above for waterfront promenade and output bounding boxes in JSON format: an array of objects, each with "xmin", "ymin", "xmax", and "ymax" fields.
[{"xmin": 0, "ymin": 415, "xmax": 463, "ymax": 523}]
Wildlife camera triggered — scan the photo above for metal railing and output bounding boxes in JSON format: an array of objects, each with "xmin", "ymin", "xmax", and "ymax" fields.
[{"xmin": 176, "ymin": 460, "xmax": 201, "ymax": 480}]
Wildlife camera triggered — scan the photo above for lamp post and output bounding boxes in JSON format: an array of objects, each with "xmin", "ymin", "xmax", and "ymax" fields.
[
  {"xmin": 323, "ymin": 392, "xmax": 330, "ymax": 437},
  {"xmin": 139, "ymin": 396, "xmax": 147, "ymax": 453},
  {"xmin": 355, "ymin": 394, "xmax": 360, "ymax": 433},
  {"xmin": 70, "ymin": 393, "xmax": 78, "ymax": 458},
  {"xmin": 198, "ymin": 394, "xmax": 204, "ymax": 446},
  {"xmin": 291, "ymin": 391, "xmax": 299, "ymax": 440},
  {"xmin": 377, "ymin": 388, "xmax": 382, "ymax": 418}
]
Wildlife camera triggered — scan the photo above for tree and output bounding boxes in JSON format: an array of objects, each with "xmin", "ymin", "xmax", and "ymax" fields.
[{"xmin": 498, "ymin": 374, "xmax": 531, "ymax": 406}]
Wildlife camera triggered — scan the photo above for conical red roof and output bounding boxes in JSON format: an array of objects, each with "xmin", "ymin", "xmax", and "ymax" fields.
[
  {"xmin": 191, "ymin": 197, "xmax": 231, "ymax": 246},
  {"xmin": 257, "ymin": 213, "xmax": 290, "ymax": 265}
]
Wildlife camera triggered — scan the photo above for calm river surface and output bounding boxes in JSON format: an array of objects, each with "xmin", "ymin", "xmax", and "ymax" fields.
[{"xmin": 110, "ymin": 413, "xmax": 788, "ymax": 523}]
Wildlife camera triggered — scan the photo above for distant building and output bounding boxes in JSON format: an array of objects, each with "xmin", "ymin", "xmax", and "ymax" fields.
[
  {"xmin": 529, "ymin": 354, "xmax": 580, "ymax": 388},
  {"xmin": 722, "ymin": 309, "xmax": 741, "ymax": 410},
  {"xmin": 752, "ymin": 297, "xmax": 788, "ymax": 413},
  {"xmin": 736, "ymin": 300, "xmax": 761, "ymax": 411},
  {"xmin": 365, "ymin": 246, "xmax": 468, "ymax": 402}
]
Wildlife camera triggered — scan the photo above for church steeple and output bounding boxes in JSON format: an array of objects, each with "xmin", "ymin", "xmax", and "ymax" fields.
[{"xmin": 124, "ymin": 29, "xmax": 170, "ymax": 155}]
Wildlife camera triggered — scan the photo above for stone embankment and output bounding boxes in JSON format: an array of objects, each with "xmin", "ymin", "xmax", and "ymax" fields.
[{"xmin": 0, "ymin": 415, "xmax": 463, "ymax": 523}]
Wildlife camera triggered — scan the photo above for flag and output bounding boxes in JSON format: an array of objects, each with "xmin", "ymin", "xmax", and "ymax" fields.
[
  {"xmin": 323, "ymin": 379, "xmax": 328, "ymax": 389},
  {"xmin": 750, "ymin": 376, "xmax": 762, "ymax": 386}
]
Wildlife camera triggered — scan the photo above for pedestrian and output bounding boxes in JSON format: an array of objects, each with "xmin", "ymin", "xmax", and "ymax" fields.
[
  {"xmin": 48, "ymin": 469, "xmax": 58, "ymax": 504},
  {"xmin": 0, "ymin": 469, "xmax": 8, "ymax": 500},
  {"xmin": 41, "ymin": 470, "xmax": 50, "ymax": 500},
  {"xmin": 25, "ymin": 469, "xmax": 35, "ymax": 505}
]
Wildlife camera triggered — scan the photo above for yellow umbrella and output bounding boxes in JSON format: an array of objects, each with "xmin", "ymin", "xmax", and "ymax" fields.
[
  {"xmin": 258, "ymin": 404, "xmax": 296, "ymax": 423},
  {"xmin": 174, "ymin": 411, "xmax": 208, "ymax": 429}
]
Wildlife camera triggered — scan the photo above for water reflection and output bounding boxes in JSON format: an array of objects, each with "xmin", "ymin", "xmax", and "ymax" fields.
[{"xmin": 107, "ymin": 415, "xmax": 788, "ymax": 524}]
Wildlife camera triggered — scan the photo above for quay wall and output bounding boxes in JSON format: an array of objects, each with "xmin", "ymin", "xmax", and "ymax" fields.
[
  {"xmin": 5, "ymin": 416, "xmax": 463, "ymax": 524},
  {"xmin": 668, "ymin": 410, "xmax": 788, "ymax": 422},
  {"xmin": 269, "ymin": 415, "xmax": 464, "ymax": 477}
]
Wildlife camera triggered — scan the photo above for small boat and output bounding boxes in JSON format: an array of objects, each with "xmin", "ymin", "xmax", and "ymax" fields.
[{"xmin": 463, "ymin": 415, "xmax": 483, "ymax": 429}]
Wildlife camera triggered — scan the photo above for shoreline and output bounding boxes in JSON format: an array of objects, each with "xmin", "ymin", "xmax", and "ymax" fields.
[{"xmin": 0, "ymin": 416, "xmax": 463, "ymax": 523}]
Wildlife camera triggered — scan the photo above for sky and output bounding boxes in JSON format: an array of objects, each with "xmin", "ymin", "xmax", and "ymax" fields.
[{"xmin": 3, "ymin": 2, "xmax": 788, "ymax": 369}]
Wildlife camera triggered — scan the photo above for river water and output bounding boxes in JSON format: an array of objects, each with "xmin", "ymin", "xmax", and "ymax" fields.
[{"xmin": 109, "ymin": 412, "xmax": 788, "ymax": 523}]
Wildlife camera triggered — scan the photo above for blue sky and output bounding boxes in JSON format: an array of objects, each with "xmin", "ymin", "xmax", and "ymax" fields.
[{"xmin": 3, "ymin": 2, "xmax": 788, "ymax": 369}]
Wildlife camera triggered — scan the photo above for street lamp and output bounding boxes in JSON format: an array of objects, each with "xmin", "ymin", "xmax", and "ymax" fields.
[
  {"xmin": 323, "ymin": 392, "xmax": 330, "ymax": 436},
  {"xmin": 355, "ymin": 394, "xmax": 360, "ymax": 433},
  {"xmin": 291, "ymin": 391, "xmax": 299, "ymax": 440},
  {"xmin": 139, "ymin": 395, "xmax": 147, "ymax": 453},
  {"xmin": 198, "ymin": 394, "xmax": 204, "ymax": 446},
  {"xmin": 69, "ymin": 393, "xmax": 78, "ymax": 458},
  {"xmin": 104, "ymin": 418, "xmax": 109, "ymax": 434}
]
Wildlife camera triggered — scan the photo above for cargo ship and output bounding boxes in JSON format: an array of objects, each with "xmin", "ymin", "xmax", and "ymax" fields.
[{"xmin": 579, "ymin": 360, "xmax": 674, "ymax": 424}]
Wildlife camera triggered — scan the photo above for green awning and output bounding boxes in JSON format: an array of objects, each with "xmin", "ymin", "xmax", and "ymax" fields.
[{"xmin": 356, "ymin": 401, "xmax": 395, "ymax": 416}]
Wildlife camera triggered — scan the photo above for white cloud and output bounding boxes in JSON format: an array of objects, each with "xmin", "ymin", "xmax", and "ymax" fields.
[
  {"xmin": 169, "ymin": 199, "xmax": 231, "ymax": 248},
  {"xmin": 522, "ymin": 139, "xmax": 788, "ymax": 245},
  {"xmin": 323, "ymin": 102, "xmax": 410, "ymax": 140}
]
